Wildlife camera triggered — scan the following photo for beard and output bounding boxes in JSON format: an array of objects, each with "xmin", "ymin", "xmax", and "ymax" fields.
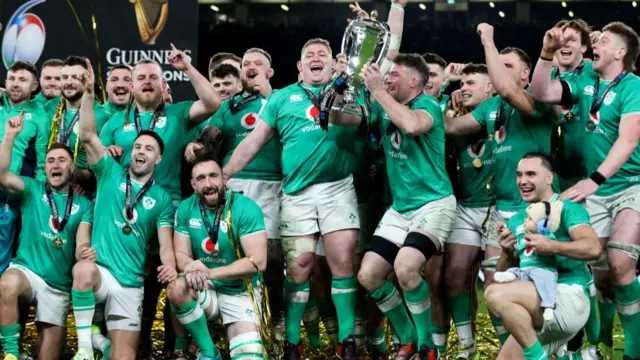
[
  {"xmin": 198, "ymin": 184, "xmax": 225, "ymax": 207},
  {"xmin": 135, "ymin": 90, "xmax": 163, "ymax": 109},
  {"xmin": 63, "ymin": 89, "xmax": 83, "ymax": 102}
]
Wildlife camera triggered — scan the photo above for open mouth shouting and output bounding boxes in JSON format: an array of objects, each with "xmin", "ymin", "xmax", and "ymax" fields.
[
  {"xmin": 520, "ymin": 184, "xmax": 535, "ymax": 199},
  {"xmin": 310, "ymin": 63, "xmax": 324, "ymax": 76},
  {"xmin": 246, "ymin": 69, "xmax": 259, "ymax": 80},
  {"xmin": 133, "ymin": 155, "xmax": 147, "ymax": 166},
  {"xmin": 113, "ymin": 87, "xmax": 129, "ymax": 99}
]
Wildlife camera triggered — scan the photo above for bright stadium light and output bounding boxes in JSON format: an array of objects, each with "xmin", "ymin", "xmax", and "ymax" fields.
[
  {"xmin": 633, "ymin": 1, "xmax": 637, "ymax": 7},
  {"xmin": 561, "ymin": 1, "xmax": 567, "ymax": 7},
  {"xmin": 210, "ymin": 5, "xmax": 219, "ymax": 11},
  {"xmin": 489, "ymin": 1, "xmax": 495, "ymax": 8},
  {"xmin": 568, "ymin": 10, "xmax": 574, "ymax": 17},
  {"xmin": 498, "ymin": 11, "xmax": 505, "ymax": 17},
  {"xmin": 281, "ymin": 4, "xmax": 289, "ymax": 11},
  {"xmin": 419, "ymin": 3, "xmax": 426, "ymax": 10}
]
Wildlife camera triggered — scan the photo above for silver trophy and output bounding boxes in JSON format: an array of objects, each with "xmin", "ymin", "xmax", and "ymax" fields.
[{"xmin": 332, "ymin": 10, "xmax": 391, "ymax": 116}]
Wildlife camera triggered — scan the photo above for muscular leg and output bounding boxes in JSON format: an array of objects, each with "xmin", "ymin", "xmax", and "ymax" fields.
[
  {"xmin": 108, "ymin": 330, "xmax": 139, "ymax": 360},
  {"xmin": 483, "ymin": 246, "xmax": 510, "ymax": 344},
  {"xmin": 322, "ymin": 229, "xmax": 358, "ymax": 343},
  {"xmin": 167, "ymin": 277, "xmax": 218, "ymax": 359},
  {"xmin": 358, "ymin": 250, "xmax": 416, "ymax": 348},
  {"xmin": 394, "ymin": 234, "xmax": 439, "ymax": 352},
  {"xmin": 71, "ymin": 260, "xmax": 102, "ymax": 354},
  {"xmin": 282, "ymin": 235, "xmax": 317, "ymax": 346},
  {"xmin": 0, "ymin": 269, "xmax": 32, "ymax": 358},
  {"xmin": 445, "ymin": 243, "xmax": 481, "ymax": 354},
  {"xmin": 485, "ymin": 281, "xmax": 546, "ymax": 360},
  {"xmin": 37, "ymin": 323, "xmax": 65, "ymax": 360},
  {"xmin": 608, "ymin": 209, "xmax": 640, "ymax": 358},
  {"xmin": 425, "ymin": 255, "xmax": 448, "ymax": 355}
]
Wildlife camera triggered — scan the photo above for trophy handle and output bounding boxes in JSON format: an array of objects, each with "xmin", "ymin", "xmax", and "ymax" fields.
[{"xmin": 373, "ymin": 23, "xmax": 392, "ymax": 66}]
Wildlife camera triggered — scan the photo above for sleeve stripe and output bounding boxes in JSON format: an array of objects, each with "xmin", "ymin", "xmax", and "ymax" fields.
[
  {"xmin": 175, "ymin": 230, "xmax": 190, "ymax": 235},
  {"xmin": 621, "ymin": 112, "xmax": 640, "ymax": 119},
  {"xmin": 158, "ymin": 223, "xmax": 174, "ymax": 229},
  {"xmin": 568, "ymin": 223, "xmax": 589, "ymax": 232},
  {"xmin": 240, "ymin": 230, "xmax": 266, "ymax": 239},
  {"xmin": 80, "ymin": 221, "xmax": 93, "ymax": 225}
]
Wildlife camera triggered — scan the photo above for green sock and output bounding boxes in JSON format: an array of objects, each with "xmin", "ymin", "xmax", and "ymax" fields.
[
  {"xmin": 0, "ymin": 323, "xmax": 21, "ymax": 357},
  {"xmin": 372, "ymin": 325, "xmax": 386, "ymax": 352},
  {"xmin": 354, "ymin": 304, "xmax": 367, "ymax": 347},
  {"xmin": 432, "ymin": 325, "xmax": 448, "ymax": 355},
  {"xmin": 303, "ymin": 296, "xmax": 322, "ymax": 349},
  {"xmin": 370, "ymin": 280, "xmax": 416, "ymax": 345},
  {"xmin": 403, "ymin": 280, "xmax": 435, "ymax": 349},
  {"xmin": 597, "ymin": 294, "xmax": 616, "ymax": 347},
  {"xmin": 331, "ymin": 275, "xmax": 358, "ymax": 342},
  {"xmin": 284, "ymin": 279, "xmax": 310, "ymax": 345},
  {"xmin": 584, "ymin": 293, "xmax": 600, "ymax": 345},
  {"xmin": 490, "ymin": 314, "xmax": 509, "ymax": 344},
  {"xmin": 175, "ymin": 336, "xmax": 189, "ymax": 352},
  {"xmin": 103, "ymin": 344, "xmax": 111, "ymax": 359},
  {"xmin": 172, "ymin": 301, "xmax": 218, "ymax": 357},
  {"xmin": 72, "ymin": 288, "xmax": 96, "ymax": 351},
  {"xmin": 449, "ymin": 291, "xmax": 474, "ymax": 350},
  {"xmin": 614, "ymin": 279, "xmax": 640, "ymax": 358},
  {"xmin": 523, "ymin": 340, "xmax": 548, "ymax": 360}
]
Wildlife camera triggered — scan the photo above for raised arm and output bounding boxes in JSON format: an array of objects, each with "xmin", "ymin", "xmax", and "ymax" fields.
[
  {"xmin": 362, "ymin": 64, "xmax": 433, "ymax": 136},
  {"xmin": 0, "ymin": 112, "xmax": 26, "ymax": 195},
  {"xmin": 531, "ymin": 27, "xmax": 574, "ymax": 104},
  {"xmin": 77, "ymin": 59, "xmax": 106, "ymax": 165},
  {"xmin": 168, "ymin": 44, "xmax": 221, "ymax": 125},
  {"xmin": 445, "ymin": 113, "xmax": 482, "ymax": 136},
  {"xmin": 380, "ymin": 0, "xmax": 406, "ymax": 74},
  {"xmin": 477, "ymin": 23, "xmax": 536, "ymax": 116}
]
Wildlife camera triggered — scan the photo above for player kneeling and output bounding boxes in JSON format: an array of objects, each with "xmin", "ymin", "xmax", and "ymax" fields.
[{"xmin": 167, "ymin": 154, "xmax": 268, "ymax": 360}]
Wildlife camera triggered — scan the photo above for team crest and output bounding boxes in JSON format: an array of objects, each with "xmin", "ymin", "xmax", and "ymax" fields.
[
  {"xmin": 305, "ymin": 105, "xmax": 320, "ymax": 122},
  {"xmin": 603, "ymin": 92, "xmax": 616, "ymax": 106},
  {"xmin": 241, "ymin": 113, "xmax": 259, "ymax": 129},
  {"xmin": 142, "ymin": 196, "xmax": 156, "ymax": 210},
  {"xmin": 494, "ymin": 126, "xmax": 506, "ymax": 144},
  {"xmin": 220, "ymin": 220, "xmax": 228, "ymax": 233},
  {"xmin": 155, "ymin": 116, "xmax": 167, "ymax": 129},
  {"xmin": 123, "ymin": 123, "xmax": 136, "ymax": 132},
  {"xmin": 390, "ymin": 130, "xmax": 402, "ymax": 150},
  {"xmin": 201, "ymin": 237, "xmax": 220, "ymax": 255},
  {"xmin": 489, "ymin": 111, "xmax": 497, "ymax": 120},
  {"xmin": 24, "ymin": 113, "xmax": 32, "ymax": 120},
  {"xmin": 586, "ymin": 112, "xmax": 600, "ymax": 132},
  {"xmin": 72, "ymin": 122, "xmax": 80, "ymax": 134},
  {"xmin": 584, "ymin": 86, "xmax": 595, "ymax": 96},
  {"xmin": 122, "ymin": 208, "xmax": 139, "ymax": 224},
  {"xmin": 467, "ymin": 143, "xmax": 486, "ymax": 158},
  {"xmin": 71, "ymin": 203, "xmax": 80, "ymax": 215}
]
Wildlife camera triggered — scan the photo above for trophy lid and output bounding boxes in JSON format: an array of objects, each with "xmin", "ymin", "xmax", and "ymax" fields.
[{"xmin": 370, "ymin": 10, "xmax": 378, "ymax": 20}]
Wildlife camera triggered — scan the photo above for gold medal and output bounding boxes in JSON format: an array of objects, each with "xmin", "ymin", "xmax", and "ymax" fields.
[
  {"xmin": 586, "ymin": 120, "xmax": 596, "ymax": 131},
  {"xmin": 123, "ymin": 225, "xmax": 132, "ymax": 235},
  {"xmin": 53, "ymin": 237, "xmax": 63, "ymax": 248},
  {"xmin": 565, "ymin": 111, "xmax": 573, "ymax": 121},
  {"xmin": 212, "ymin": 251, "xmax": 219, "ymax": 258},
  {"xmin": 472, "ymin": 158, "xmax": 483, "ymax": 168}
]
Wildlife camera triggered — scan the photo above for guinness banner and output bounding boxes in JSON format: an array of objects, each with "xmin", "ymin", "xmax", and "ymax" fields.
[{"xmin": 0, "ymin": 0, "xmax": 199, "ymax": 101}]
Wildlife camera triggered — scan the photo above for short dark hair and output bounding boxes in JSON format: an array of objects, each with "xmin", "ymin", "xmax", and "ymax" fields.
[
  {"xmin": 522, "ymin": 152, "xmax": 554, "ymax": 172},
  {"xmin": 461, "ymin": 63, "xmax": 488, "ymax": 76},
  {"xmin": 394, "ymin": 53, "xmax": 431, "ymax": 87},
  {"xmin": 133, "ymin": 59, "xmax": 163, "ymax": 76},
  {"xmin": 47, "ymin": 143, "xmax": 74, "ymax": 160},
  {"xmin": 42, "ymin": 59, "xmax": 63, "ymax": 70},
  {"xmin": 555, "ymin": 19, "xmax": 592, "ymax": 50},
  {"xmin": 209, "ymin": 53, "xmax": 240, "ymax": 78},
  {"xmin": 500, "ymin": 47, "xmax": 532, "ymax": 69},
  {"xmin": 421, "ymin": 52, "xmax": 447, "ymax": 69},
  {"xmin": 243, "ymin": 48, "xmax": 272, "ymax": 65},
  {"xmin": 108, "ymin": 65, "xmax": 132, "ymax": 75},
  {"xmin": 603, "ymin": 21, "xmax": 640, "ymax": 72},
  {"xmin": 8, "ymin": 61, "xmax": 38, "ymax": 79},
  {"xmin": 135, "ymin": 130, "xmax": 165, "ymax": 155},
  {"xmin": 211, "ymin": 64, "xmax": 240, "ymax": 80},
  {"xmin": 63, "ymin": 56, "xmax": 88, "ymax": 69}
]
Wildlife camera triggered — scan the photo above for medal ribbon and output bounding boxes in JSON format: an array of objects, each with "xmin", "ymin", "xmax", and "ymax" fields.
[
  {"xmin": 45, "ymin": 184, "xmax": 74, "ymax": 234},
  {"xmin": 58, "ymin": 109, "xmax": 81, "ymax": 145},
  {"xmin": 125, "ymin": 172, "xmax": 154, "ymax": 220},
  {"xmin": 133, "ymin": 103, "xmax": 165, "ymax": 133},
  {"xmin": 386, "ymin": 93, "xmax": 424, "ymax": 135},
  {"xmin": 297, "ymin": 81, "xmax": 328, "ymax": 118},
  {"xmin": 229, "ymin": 93, "xmax": 260, "ymax": 115},
  {"xmin": 198, "ymin": 192, "xmax": 227, "ymax": 249},
  {"xmin": 590, "ymin": 72, "xmax": 627, "ymax": 116}
]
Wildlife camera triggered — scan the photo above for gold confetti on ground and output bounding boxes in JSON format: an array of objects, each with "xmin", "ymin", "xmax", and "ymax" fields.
[{"xmin": 18, "ymin": 290, "xmax": 626, "ymax": 359}]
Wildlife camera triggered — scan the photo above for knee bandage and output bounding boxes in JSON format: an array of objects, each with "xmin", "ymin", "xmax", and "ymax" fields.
[
  {"xmin": 282, "ymin": 237, "xmax": 316, "ymax": 264},
  {"xmin": 229, "ymin": 331, "xmax": 264, "ymax": 359},
  {"xmin": 481, "ymin": 256, "xmax": 500, "ymax": 272},
  {"xmin": 608, "ymin": 241, "xmax": 640, "ymax": 261}
]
